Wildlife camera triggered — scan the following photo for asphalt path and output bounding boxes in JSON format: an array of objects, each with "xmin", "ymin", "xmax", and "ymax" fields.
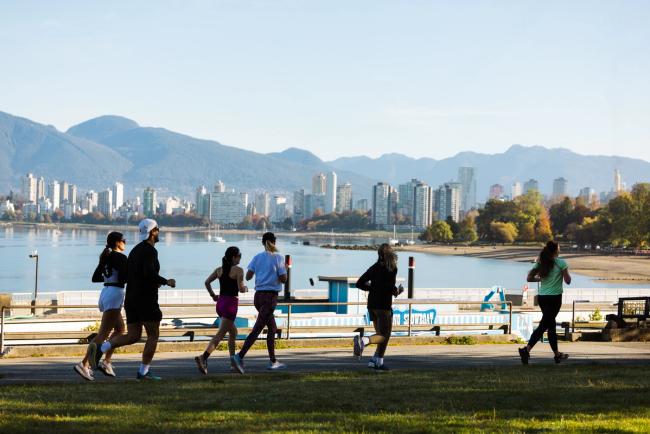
[{"xmin": 1, "ymin": 342, "xmax": 649, "ymax": 384}]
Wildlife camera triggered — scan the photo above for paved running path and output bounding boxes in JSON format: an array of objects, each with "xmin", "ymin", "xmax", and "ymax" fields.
[{"xmin": 1, "ymin": 342, "xmax": 649, "ymax": 383}]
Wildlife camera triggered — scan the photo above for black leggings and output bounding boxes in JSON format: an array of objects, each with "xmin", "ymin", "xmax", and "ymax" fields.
[{"xmin": 528, "ymin": 294, "xmax": 562, "ymax": 352}]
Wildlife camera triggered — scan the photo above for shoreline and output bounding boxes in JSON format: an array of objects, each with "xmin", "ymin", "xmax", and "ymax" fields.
[{"xmin": 394, "ymin": 244, "xmax": 650, "ymax": 284}]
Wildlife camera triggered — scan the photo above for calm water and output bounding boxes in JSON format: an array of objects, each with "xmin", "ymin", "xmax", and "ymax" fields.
[{"xmin": 0, "ymin": 226, "xmax": 643, "ymax": 294}]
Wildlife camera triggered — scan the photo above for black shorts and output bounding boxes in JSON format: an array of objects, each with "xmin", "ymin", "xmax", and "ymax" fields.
[{"xmin": 124, "ymin": 301, "xmax": 162, "ymax": 324}]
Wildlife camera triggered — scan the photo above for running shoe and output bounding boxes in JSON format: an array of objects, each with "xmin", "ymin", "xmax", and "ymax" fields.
[
  {"xmin": 353, "ymin": 335, "xmax": 364, "ymax": 359},
  {"xmin": 195, "ymin": 356, "xmax": 208, "ymax": 375},
  {"xmin": 368, "ymin": 357, "xmax": 378, "ymax": 368},
  {"xmin": 73, "ymin": 363, "xmax": 94, "ymax": 381},
  {"xmin": 518, "ymin": 347, "xmax": 530, "ymax": 365},
  {"xmin": 136, "ymin": 371, "xmax": 162, "ymax": 381},
  {"xmin": 554, "ymin": 352, "xmax": 569, "ymax": 364},
  {"xmin": 373, "ymin": 364, "xmax": 390, "ymax": 372},
  {"xmin": 267, "ymin": 361, "xmax": 287, "ymax": 370},
  {"xmin": 97, "ymin": 360, "xmax": 116, "ymax": 377},
  {"xmin": 87, "ymin": 342, "xmax": 103, "ymax": 369},
  {"xmin": 231, "ymin": 354, "xmax": 245, "ymax": 374}
]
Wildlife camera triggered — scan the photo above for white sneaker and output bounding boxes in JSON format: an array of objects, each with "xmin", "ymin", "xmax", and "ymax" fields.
[
  {"xmin": 368, "ymin": 357, "xmax": 378, "ymax": 368},
  {"xmin": 267, "ymin": 361, "xmax": 287, "ymax": 370},
  {"xmin": 73, "ymin": 362, "xmax": 94, "ymax": 381},
  {"xmin": 98, "ymin": 360, "xmax": 116, "ymax": 377}
]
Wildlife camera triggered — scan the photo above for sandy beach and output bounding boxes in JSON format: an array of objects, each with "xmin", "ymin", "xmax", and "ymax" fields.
[{"xmin": 395, "ymin": 244, "xmax": 650, "ymax": 284}]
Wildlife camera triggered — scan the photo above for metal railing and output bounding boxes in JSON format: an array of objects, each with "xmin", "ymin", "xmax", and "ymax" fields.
[{"xmin": 0, "ymin": 299, "xmax": 512, "ymax": 354}]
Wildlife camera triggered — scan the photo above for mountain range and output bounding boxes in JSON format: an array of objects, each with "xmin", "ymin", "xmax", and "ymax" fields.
[{"xmin": 2, "ymin": 109, "xmax": 650, "ymax": 202}]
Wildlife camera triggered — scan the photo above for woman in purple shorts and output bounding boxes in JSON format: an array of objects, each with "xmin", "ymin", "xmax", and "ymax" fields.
[{"xmin": 195, "ymin": 246, "xmax": 248, "ymax": 374}]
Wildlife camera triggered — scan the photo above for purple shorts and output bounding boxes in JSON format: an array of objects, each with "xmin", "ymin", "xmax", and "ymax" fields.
[{"xmin": 216, "ymin": 295, "xmax": 238, "ymax": 321}]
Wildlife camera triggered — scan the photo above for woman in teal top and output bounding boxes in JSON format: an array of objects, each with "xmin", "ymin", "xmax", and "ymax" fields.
[{"xmin": 519, "ymin": 240, "xmax": 571, "ymax": 364}]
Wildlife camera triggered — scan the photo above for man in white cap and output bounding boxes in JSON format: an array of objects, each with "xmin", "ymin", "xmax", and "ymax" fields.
[{"xmin": 88, "ymin": 218, "xmax": 176, "ymax": 380}]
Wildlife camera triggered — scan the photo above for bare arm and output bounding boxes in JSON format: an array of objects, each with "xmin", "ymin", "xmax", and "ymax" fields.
[
  {"xmin": 245, "ymin": 270, "xmax": 254, "ymax": 281},
  {"xmin": 562, "ymin": 268, "xmax": 571, "ymax": 285},
  {"xmin": 278, "ymin": 274, "xmax": 288, "ymax": 284},
  {"xmin": 204, "ymin": 267, "xmax": 221, "ymax": 300},
  {"xmin": 527, "ymin": 268, "xmax": 540, "ymax": 283},
  {"xmin": 235, "ymin": 267, "xmax": 248, "ymax": 293}
]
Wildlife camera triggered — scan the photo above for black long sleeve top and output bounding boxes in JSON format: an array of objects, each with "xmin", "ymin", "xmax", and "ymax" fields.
[
  {"xmin": 355, "ymin": 262, "xmax": 398, "ymax": 310},
  {"xmin": 125, "ymin": 241, "xmax": 168, "ymax": 305},
  {"xmin": 92, "ymin": 251, "xmax": 128, "ymax": 288}
]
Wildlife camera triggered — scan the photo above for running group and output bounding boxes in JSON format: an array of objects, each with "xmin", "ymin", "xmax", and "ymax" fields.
[{"xmin": 74, "ymin": 219, "xmax": 570, "ymax": 381}]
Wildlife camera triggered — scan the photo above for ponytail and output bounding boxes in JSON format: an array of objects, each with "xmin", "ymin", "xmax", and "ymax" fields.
[
  {"xmin": 264, "ymin": 240, "xmax": 278, "ymax": 253},
  {"xmin": 222, "ymin": 246, "xmax": 240, "ymax": 278},
  {"xmin": 99, "ymin": 231, "xmax": 123, "ymax": 278},
  {"xmin": 537, "ymin": 240, "xmax": 559, "ymax": 279}
]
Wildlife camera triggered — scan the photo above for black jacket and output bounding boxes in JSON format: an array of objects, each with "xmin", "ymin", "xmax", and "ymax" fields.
[
  {"xmin": 125, "ymin": 241, "xmax": 168, "ymax": 305},
  {"xmin": 92, "ymin": 251, "xmax": 128, "ymax": 288},
  {"xmin": 355, "ymin": 262, "xmax": 398, "ymax": 310}
]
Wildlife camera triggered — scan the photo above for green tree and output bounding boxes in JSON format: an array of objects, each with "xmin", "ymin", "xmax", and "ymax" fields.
[
  {"xmin": 423, "ymin": 220, "xmax": 453, "ymax": 243},
  {"xmin": 490, "ymin": 221, "xmax": 518, "ymax": 243},
  {"xmin": 457, "ymin": 215, "xmax": 478, "ymax": 243},
  {"xmin": 549, "ymin": 197, "xmax": 574, "ymax": 235}
]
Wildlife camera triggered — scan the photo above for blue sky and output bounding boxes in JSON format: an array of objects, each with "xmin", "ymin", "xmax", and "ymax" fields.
[{"xmin": 1, "ymin": 0, "xmax": 649, "ymax": 161}]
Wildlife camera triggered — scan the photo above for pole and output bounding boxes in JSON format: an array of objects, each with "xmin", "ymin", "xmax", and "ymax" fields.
[
  {"xmin": 284, "ymin": 254, "xmax": 292, "ymax": 302},
  {"xmin": 408, "ymin": 256, "xmax": 415, "ymax": 299},
  {"xmin": 572, "ymin": 301, "xmax": 576, "ymax": 333},
  {"xmin": 1, "ymin": 306, "xmax": 5, "ymax": 354},
  {"xmin": 30, "ymin": 253, "xmax": 39, "ymax": 315},
  {"xmin": 508, "ymin": 302, "xmax": 512, "ymax": 334},
  {"xmin": 287, "ymin": 303, "xmax": 292, "ymax": 340}
]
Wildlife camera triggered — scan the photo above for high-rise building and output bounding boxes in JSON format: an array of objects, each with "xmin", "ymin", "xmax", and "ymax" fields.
[
  {"xmin": 36, "ymin": 176, "xmax": 46, "ymax": 201},
  {"xmin": 312, "ymin": 173, "xmax": 326, "ymax": 195},
  {"xmin": 413, "ymin": 182, "xmax": 433, "ymax": 229},
  {"xmin": 270, "ymin": 195, "xmax": 287, "ymax": 223},
  {"xmin": 398, "ymin": 179, "xmax": 421, "ymax": 219},
  {"xmin": 22, "ymin": 173, "xmax": 38, "ymax": 202},
  {"xmin": 195, "ymin": 185, "xmax": 208, "ymax": 216},
  {"xmin": 614, "ymin": 169, "xmax": 622, "ymax": 193},
  {"xmin": 68, "ymin": 184, "xmax": 77, "ymax": 205},
  {"xmin": 372, "ymin": 182, "xmax": 394, "ymax": 226},
  {"xmin": 143, "ymin": 187, "xmax": 156, "ymax": 217},
  {"xmin": 552, "ymin": 177, "xmax": 568, "ymax": 198},
  {"xmin": 112, "ymin": 182, "xmax": 124, "ymax": 209},
  {"xmin": 523, "ymin": 179, "xmax": 539, "ymax": 194},
  {"xmin": 335, "ymin": 183, "xmax": 353, "ymax": 213},
  {"xmin": 434, "ymin": 182, "xmax": 462, "ymax": 222},
  {"xmin": 98, "ymin": 189, "xmax": 113, "ymax": 217},
  {"xmin": 209, "ymin": 191, "xmax": 247, "ymax": 224},
  {"xmin": 48, "ymin": 180, "xmax": 60, "ymax": 210},
  {"xmin": 59, "ymin": 181, "xmax": 69, "ymax": 203},
  {"xmin": 324, "ymin": 172, "xmax": 337, "ymax": 214},
  {"xmin": 255, "ymin": 192, "xmax": 270, "ymax": 216},
  {"xmin": 511, "ymin": 182, "xmax": 522, "ymax": 199},
  {"xmin": 304, "ymin": 193, "xmax": 326, "ymax": 218},
  {"xmin": 579, "ymin": 187, "xmax": 596, "ymax": 205},
  {"xmin": 355, "ymin": 199, "xmax": 368, "ymax": 212},
  {"xmin": 214, "ymin": 180, "xmax": 226, "ymax": 193},
  {"xmin": 489, "ymin": 184, "xmax": 505, "ymax": 200},
  {"xmin": 293, "ymin": 190, "xmax": 305, "ymax": 223},
  {"xmin": 457, "ymin": 167, "xmax": 477, "ymax": 212},
  {"xmin": 85, "ymin": 190, "xmax": 98, "ymax": 213}
]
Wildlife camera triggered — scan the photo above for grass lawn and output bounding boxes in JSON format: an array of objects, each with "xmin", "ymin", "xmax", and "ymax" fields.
[{"xmin": 1, "ymin": 365, "xmax": 649, "ymax": 433}]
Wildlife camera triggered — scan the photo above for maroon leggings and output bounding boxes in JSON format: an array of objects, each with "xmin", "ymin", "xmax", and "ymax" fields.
[{"xmin": 238, "ymin": 291, "xmax": 278, "ymax": 362}]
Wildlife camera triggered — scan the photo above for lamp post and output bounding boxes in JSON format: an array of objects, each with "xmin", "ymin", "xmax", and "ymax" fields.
[{"xmin": 29, "ymin": 250, "xmax": 39, "ymax": 315}]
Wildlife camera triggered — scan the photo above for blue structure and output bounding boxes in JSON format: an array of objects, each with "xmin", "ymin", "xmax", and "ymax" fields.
[{"xmin": 480, "ymin": 286, "xmax": 509, "ymax": 313}]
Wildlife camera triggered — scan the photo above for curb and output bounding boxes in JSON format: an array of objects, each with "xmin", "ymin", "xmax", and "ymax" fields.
[{"xmin": 1, "ymin": 334, "xmax": 520, "ymax": 358}]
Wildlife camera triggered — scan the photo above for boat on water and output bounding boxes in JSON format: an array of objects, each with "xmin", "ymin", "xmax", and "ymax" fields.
[
  {"xmin": 405, "ymin": 226, "xmax": 416, "ymax": 245},
  {"xmin": 388, "ymin": 225, "xmax": 399, "ymax": 246},
  {"xmin": 208, "ymin": 224, "xmax": 226, "ymax": 243}
]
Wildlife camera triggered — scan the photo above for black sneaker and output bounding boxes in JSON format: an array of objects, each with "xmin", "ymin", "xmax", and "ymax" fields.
[
  {"xmin": 373, "ymin": 364, "xmax": 390, "ymax": 372},
  {"xmin": 195, "ymin": 356, "xmax": 208, "ymax": 375},
  {"xmin": 554, "ymin": 352, "xmax": 569, "ymax": 364},
  {"xmin": 518, "ymin": 347, "xmax": 530, "ymax": 365}
]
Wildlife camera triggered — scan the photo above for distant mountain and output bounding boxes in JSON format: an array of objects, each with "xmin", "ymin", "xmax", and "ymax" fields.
[
  {"xmin": 0, "ymin": 111, "xmax": 132, "ymax": 192},
  {"xmin": 0, "ymin": 111, "xmax": 375, "ymax": 199},
  {"xmin": 328, "ymin": 145, "xmax": 650, "ymax": 201},
  {"xmin": 66, "ymin": 115, "xmax": 139, "ymax": 143}
]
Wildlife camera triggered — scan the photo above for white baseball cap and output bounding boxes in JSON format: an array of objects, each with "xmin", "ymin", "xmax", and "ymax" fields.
[{"xmin": 138, "ymin": 218, "xmax": 158, "ymax": 241}]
